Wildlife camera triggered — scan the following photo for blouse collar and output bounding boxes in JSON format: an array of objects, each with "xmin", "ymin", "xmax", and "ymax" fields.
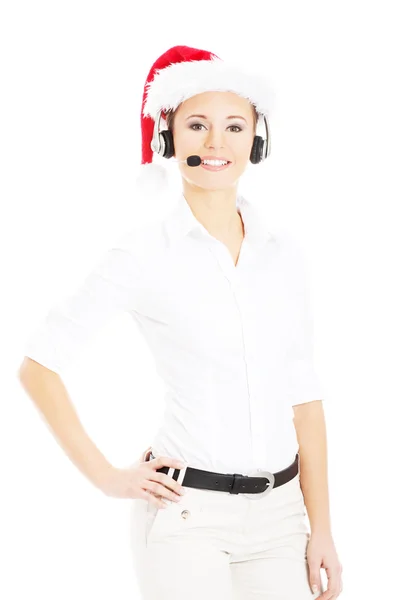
[{"xmin": 166, "ymin": 192, "xmax": 274, "ymax": 249}]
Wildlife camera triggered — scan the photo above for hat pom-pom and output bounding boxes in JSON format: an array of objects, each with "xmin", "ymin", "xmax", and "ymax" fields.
[
  {"xmin": 135, "ymin": 162, "xmax": 169, "ymax": 197},
  {"xmin": 132, "ymin": 161, "xmax": 175, "ymax": 225}
]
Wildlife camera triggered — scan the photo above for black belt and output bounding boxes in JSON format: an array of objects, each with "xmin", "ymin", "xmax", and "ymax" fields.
[{"xmin": 148, "ymin": 451, "xmax": 299, "ymax": 498}]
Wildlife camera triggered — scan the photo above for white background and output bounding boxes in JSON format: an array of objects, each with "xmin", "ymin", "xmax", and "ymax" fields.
[{"xmin": 1, "ymin": 1, "xmax": 399, "ymax": 598}]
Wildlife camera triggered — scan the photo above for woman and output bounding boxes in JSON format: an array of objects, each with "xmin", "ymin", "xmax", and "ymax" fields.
[{"xmin": 19, "ymin": 46, "xmax": 342, "ymax": 599}]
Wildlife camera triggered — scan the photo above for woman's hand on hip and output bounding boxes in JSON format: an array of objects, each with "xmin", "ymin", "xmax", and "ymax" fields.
[{"xmin": 96, "ymin": 454, "xmax": 186, "ymax": 507}]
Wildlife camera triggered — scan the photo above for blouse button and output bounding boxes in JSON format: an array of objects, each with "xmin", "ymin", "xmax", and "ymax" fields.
[{"xmin": 181, "ymin": 509, "xmax": 190, "ymax": 519}]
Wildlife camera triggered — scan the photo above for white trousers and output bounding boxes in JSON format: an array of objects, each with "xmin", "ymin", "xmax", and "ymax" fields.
[{"xmin": 129, "ymin": 464, "xmax": 320, "ymax": 600}]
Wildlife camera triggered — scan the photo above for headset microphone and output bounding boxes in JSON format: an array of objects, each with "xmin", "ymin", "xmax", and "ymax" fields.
[
  {"xmin": 187, "ymin": 155, "xmax": 202, "ymax": 167},
  {"xmin": 170, "ymin": 155, "xmax": 202, "ymax": 167}
]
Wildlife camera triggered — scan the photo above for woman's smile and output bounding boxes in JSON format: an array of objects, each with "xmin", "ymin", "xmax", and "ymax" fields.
[{"xmin": 200, "ymin": 161, "xmax": 232, "ymax": 171}]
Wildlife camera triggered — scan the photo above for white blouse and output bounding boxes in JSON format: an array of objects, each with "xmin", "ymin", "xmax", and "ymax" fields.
[{"xmin": 23, "ymin": 192, "xmax": 325, "ymax": 474}]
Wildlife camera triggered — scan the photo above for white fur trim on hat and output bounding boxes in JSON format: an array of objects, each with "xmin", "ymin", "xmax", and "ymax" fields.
[{"xmin": 143, "ymin": 57, "xmax": 275, "ymax": 119}]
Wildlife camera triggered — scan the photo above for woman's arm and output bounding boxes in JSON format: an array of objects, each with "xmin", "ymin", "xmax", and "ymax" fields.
[
  {"xmin": 18, "ymin": 357, "xmax": 113, "ymax": 491},
  {"xmin": 293, "ymin": 399, "xmax": 331, "ymax": 535}
]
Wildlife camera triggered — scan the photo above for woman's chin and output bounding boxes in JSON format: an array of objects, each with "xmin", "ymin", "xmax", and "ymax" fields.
[
  {"xmin": 181, "ymin": 170, "xmax": 243, "ymax": 191},
  {"xmin": 182, "ymin": 178, "xmax": 239, "ymax": 192}
]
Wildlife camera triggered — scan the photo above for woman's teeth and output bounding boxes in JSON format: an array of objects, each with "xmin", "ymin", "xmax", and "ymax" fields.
[{"xmin": 202, "ymin": 160, "xmax": 228, "ymax": 166}]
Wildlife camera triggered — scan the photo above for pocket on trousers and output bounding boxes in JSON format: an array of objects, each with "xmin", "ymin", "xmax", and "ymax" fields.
[
  {"xmin": 145, "ymin": 499, "xmax": 161, "ymax": 544},
  {"xmin": 290, "ymin": 473, "xmax": 307, "ymax": 513},
  {"xmin": 275, "ymin": 472, "xmax": 303, "ymax": 500},
  {"xmin": 130, "ymin": 498, "xmax": 148, "ymax": 560},
  {"xmin": 145, "ymin": 488, "xmax": 205, "ymax": 545},
  {"xmin": 262, "ymin": 473, "xmax": 307, "ymax": 520}
]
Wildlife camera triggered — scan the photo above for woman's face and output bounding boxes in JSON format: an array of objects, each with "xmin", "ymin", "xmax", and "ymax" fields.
[{"xmin": 170, "ymin": 91, "xmax": 257, "ymax": 191}]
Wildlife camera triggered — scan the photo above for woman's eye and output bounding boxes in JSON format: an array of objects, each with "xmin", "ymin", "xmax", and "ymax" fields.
[{"xmin": 189, "ymin": 123, "xmax": 242, "ymax": 132}]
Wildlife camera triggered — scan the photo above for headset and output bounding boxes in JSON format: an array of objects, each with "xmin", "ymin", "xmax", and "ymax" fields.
[{"xmin": 150, "ymin": 108, "xmax": 271, "ymax": 165}]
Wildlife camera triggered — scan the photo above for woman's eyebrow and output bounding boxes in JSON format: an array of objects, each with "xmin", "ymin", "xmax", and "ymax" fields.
[{"xmin": 185, "ymin": 114, "xmax": 248, "ymax": 123}]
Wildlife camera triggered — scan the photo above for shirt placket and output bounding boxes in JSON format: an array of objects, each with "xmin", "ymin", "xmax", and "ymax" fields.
[{"xmin": 207, "ymin": 238, "xmax": 266, "ymax": 471}]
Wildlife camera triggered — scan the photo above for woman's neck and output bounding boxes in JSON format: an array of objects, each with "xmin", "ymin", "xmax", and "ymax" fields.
[{"xmin": 182, "ymin": 185, "xmax": 243, "ymax": 241}]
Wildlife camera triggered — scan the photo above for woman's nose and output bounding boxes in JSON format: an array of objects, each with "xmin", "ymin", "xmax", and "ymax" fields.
[{"xmin": 205, "ymin": 130, "xmax": 224, "ymax": 148}]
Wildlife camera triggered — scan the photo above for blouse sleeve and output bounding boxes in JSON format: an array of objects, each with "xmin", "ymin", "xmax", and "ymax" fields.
[
  {"xmin": 283, "ymin": 234, "xmax": 326, "ymax": 406},
  {"xmin": 23, "ymin": 232, "xmax": 143, "ymax": 377}
]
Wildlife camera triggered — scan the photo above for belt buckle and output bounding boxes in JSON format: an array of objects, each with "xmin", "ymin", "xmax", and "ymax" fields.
[{"xmin": 242, "ymin": 469, "xmax": 276, "ymax": 500}]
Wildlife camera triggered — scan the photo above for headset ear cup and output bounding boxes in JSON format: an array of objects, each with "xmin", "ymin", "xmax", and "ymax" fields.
[
  {"xmin": 160, "ymin": 129, "xmax": 175, "ymax": 159},
  {"xmin": 250, "ymin": 135, "xmax": 264, "ymax": 164}
]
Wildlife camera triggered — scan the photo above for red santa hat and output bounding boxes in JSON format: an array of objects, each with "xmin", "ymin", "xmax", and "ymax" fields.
[{"xmin": 136, "ymin": 45, "xmax": 275, "ymax": 197}]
